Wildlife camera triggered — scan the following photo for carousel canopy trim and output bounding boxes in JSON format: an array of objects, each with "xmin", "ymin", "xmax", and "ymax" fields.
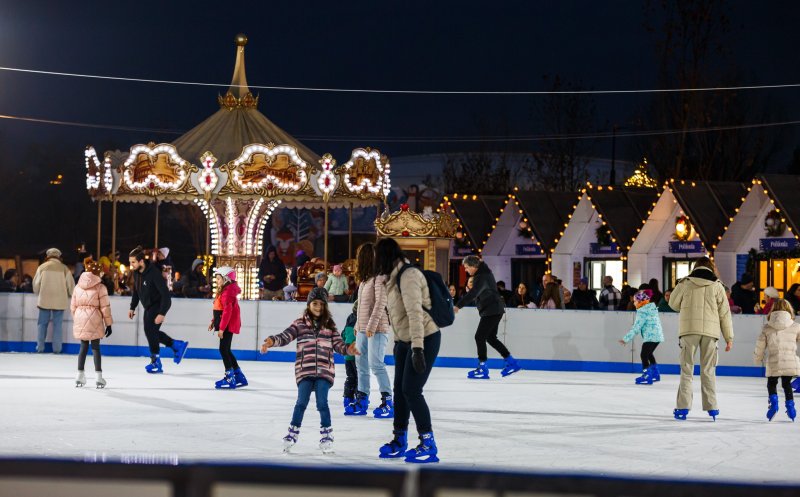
[
  {"xmin": 670, "ymin": 181, "xmax": 747, "ymax": 249},
  {"xmin": 757, "ymin": 174, "xmax": 800, "ymax": 240},
  {"xmin": 515, "ymin": 191, "xmax": 580, "ymax": 253}
]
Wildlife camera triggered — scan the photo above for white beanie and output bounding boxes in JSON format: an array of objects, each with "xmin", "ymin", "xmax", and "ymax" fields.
[
  {"xmin": 764, "ymin": 286, "xmax": 779, "ymax": 299},
  {"xmin": 159, "ymin": 247, "xmax": 170, "ymax": 258},
  {"xmin": 46, "ymin": 248, "xmax": 62, "ymax": 258}
]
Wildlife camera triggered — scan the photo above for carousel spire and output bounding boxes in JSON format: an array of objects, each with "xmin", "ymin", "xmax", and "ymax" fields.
[{"xmin": 218, "ymin": 33, "xmax": 259, "ymax": 110}]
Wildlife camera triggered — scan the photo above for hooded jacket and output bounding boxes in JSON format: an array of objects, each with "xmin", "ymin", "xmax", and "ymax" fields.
[
  {"xmin": 669, "ymin": 267, "xmax": 734, "ymax": 343},
  {"xmin": 71, "ymin": 272, "xmax": 113, "ymax": 341},
  {"xmin": 129, "ymin": 262, "xmax": 171, "ymax": 315},
  {"xmin": 33, "ymin": 257, "xmax": 75, "ymax": 310},
  {"xmin": 455, "ymin": 262, "xmax": 505, "ymax": 317},
  {"xmin": 268, "ymin": 315, "xmax": 348, "ymax": 385},
  {"xmin": 753, "ymin": 310, "xmax": 800, "ymax": 377},
  {"xmin": 258, "ymin": 246, "xmax": 287, "ymax": 292},
  {"xmin": 385, "ymin": 260, "xmax": 440, "ymax": 349},
  {"xmin": 216, "ymin": 281, "xmax": 242, "ymax": 333},
  {"xmin": 622, "ymin": 302, "xmax": 664, "ymax": 343}
]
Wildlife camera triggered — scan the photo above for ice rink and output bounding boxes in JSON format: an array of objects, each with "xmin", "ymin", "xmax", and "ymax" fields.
[{"xmin": 1, "ymin": 353, "xmax": 796, "ymax": 485}]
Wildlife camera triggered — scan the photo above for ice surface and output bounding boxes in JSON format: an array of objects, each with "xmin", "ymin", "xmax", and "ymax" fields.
[{"xmin": 0, "ymin": 353, "xmax": 795, "ymax": 484}]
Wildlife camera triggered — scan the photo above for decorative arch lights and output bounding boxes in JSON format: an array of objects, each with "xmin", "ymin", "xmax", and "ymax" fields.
[
  {"xmin": 226, "ymin": 197, "xmax": 237, "ymax": 255},
  {"xmin": 85, "ymin": 147, "xmax": 115, "ymax": 194},
  {"xmin": 122, "ymin": 144, "xmax": 189, "ymax": 191},
  {"xmin": 194, "ymin": 199, "xmax": 221, "ymax": 255},
  {"xmin": 198, "ymin": 151, "xmax": 219, "ymax": 193},
  {"xmin": 230, "ymin": 144, "xmax": 308, "ymax": 192},
  {"xmin": 341, "ymin": 148, "xmax": 391, "ymax": 197},
  {"xmin": 318, "ymin": 154, "xmax": 337, "ymax": 195}
]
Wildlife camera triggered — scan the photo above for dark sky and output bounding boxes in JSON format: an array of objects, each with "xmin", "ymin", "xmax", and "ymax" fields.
[{"xmin": 1, "ymin": 0, "xmax": 799, "ymax": 167}]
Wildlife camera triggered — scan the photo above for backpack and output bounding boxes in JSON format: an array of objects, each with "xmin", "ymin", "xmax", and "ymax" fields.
[{"xmin": 396, "ymin": 263, "xmax": 455, "ymax": 328}]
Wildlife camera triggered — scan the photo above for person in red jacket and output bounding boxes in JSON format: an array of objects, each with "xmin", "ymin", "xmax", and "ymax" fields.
[{"xmin": 208, "ymin": 266, "xmax": 247, "ymax": 389}]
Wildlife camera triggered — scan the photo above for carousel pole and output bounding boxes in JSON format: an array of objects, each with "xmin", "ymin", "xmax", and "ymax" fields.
[
  {"xmin": 348, "ymin": 201, "xmax": 353, "ymax": 259},
  {"xmin": 323, "ymin": 199, "xmax": 330, "ymax": 272},
  {"xmin": 154, "ymin": 199, "xmax": 160, "ymax": 248},
  {"xmin": 96, "ymin": 199, "xmax": 102, "ymax": 258},
  {"xmin": 111, "ymin": 197, "xmax": 117, "ymax": 262}
]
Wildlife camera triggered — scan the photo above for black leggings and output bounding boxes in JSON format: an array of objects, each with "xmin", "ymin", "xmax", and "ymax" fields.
[
  {"xmin": 475, "ymin": 313, "xmax": 510, "ymax": 362},
  {"xmin": 78, "ymin": 339, "xmax": 101, "ymax": 371},
  {"xmin": 219, "ymin": 331, "xmax": 239, "ymax": 371},
  {"xmin": 640, "ymin": 342, "xmax": 659, "ymax": 369},
  {"xmin": 767, "ymin": 376, "xmax": 794, "ymax": 400},
  {"xmin": 394, "ymin": 332, "xmax": 441, "ymax": 434},
  {"xmin": 344, "ymin": 360, "xmax": 358, "ymax": 398},
  {"xmin": 143, "ymin": 307, "xmax": 175, "ymax": 355}
]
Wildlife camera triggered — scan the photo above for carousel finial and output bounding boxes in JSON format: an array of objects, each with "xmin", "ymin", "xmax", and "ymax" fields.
[
  {"xmin": 218, "ymin": 33, "xmax": 258, "ymax": 109},
  {"xmin": 235, "ymin": 33, "xmax": 248, "ymax": 47}
]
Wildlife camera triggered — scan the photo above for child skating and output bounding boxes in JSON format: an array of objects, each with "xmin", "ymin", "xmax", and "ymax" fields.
[
  {"xmin": 71, "ymin": 258, "xmax": 113, "ymax": 388},
  {"xmin": 342, "ymin": 302, "xmax": 359, "ymax": 412},
  {"xmin": 753, "ymin": 298, "xmax": 799, "ymax": 421},
  {"xmin": 260, "ymin": 287, "xmax": 359, "ymax": 454},
  {"xmin": 208, "ymin": 266, "xmax": 247, "ymax": 389},
  {"xmin": 619, "ymin": 289, "xmax": 664, "ymax": 385}
]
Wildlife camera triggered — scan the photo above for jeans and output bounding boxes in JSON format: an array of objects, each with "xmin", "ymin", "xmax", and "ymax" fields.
[
  {"xmin": 291, "ymin": 377, "xmax": 332, "ymax": 428},
  {"xmin": 394, "ymin": 331, "xmax": 441, "ymax": 434},
  {"xmin": 355, "ymin": 332, "xmax": 392, "ymax": 396},
  {"xmin": 37, "ymin": 309, "xmax": 64, "ymax": 353},
  {"xmin": 474, "ymin": 313, "xmax": 510, "ymax": 362}
]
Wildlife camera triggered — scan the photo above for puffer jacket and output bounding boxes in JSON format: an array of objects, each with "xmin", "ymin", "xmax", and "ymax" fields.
[
  {"xmin": 268, "ymin": 315, "xmax": 348, "ymax": 385},
  {"xmin": 753, "ymin": 310, "xmax": 800, "ymax": 377},
  {"xmin": 622, "ymin": 302, "xmax": 664, "ymax": 344},
  {"xmin": 385, "ymin": 260, "xmax": 439, "ymax": 349},
  {"xmin": 669, "ymin": 267, "xmax": 734, "ymax": 343},
  {"xmin": 355, "ymin": 275, "xmax": 390, "ymax": 334},
  {"xmin": 33, "ymin": 258, "xmax": 75, "ymax": 310},
  {"xmin": 455, "ymin": 262, "xmax": 505, "ymax": 317},
  {"xmin": 216, "ymin": 281, "xmax": 242, "ymax": 334},
  {"xmin": 71, "ymin": 272, "xmax": 113, "ymax": 341}
]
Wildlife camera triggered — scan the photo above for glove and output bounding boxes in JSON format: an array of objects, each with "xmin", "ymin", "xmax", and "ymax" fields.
[
  {"xmin": 411, "ymin": 347, "xmax": 426, "ymax": 373},
  {"xmin": 104, "ymin": 326, "xmax": 113, "ymax": 337}
]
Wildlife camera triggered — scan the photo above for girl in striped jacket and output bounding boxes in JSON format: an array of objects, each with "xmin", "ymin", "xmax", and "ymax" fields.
[{"xmin": 260, "ymin": 287, "xmax": 359, "ymax": 454}]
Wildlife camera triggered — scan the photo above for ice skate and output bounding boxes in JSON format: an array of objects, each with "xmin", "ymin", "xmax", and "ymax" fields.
[
  {"xmin": 767, "ymin": 394, "xmax": 779, "ymax": 421},
  {"xmin": 319, "ymin": 427, "xmax": 334, "ymax": 454},
  {"xmin": 673, "ymin": 408, "xmax": 689, "ymax": 420},
  {"xmin": 345, "ymin": 392, "xmax": 368, "ymax": 416},
  {"xmin": 650, "ymin": 364, "xmax": 661, "ymax": 382},
  {"xmin": 215, "ymin": 369, "xmax": 237, "ymax": 389},
  {"xmin": 373, "ymin": 393, "xmax": 394, "ymax": 419},
  {"xmin": 708, "ymin": 409, "xmax": 719, "ymax": 421},
  {"xmin": 172, "ymin": 340, "xmax": 189, "ymax": 364},
  {"xmin": 379, "ymin": 430, "xmax": 408, "ymax": 459},
  {"xmin": 95, "ymin": 372, "xmax": 106, "ymax": 389},
  {"xmin": 75, "ymin": 371, "xmax": 86, "ymax": 388},
  {"xmin": 634, "ymin": 367, "xmax": 654, "ymax": 385},
  {"xmin": 282, "ymin": 425, "xmax": 299, "ymax": 453},
  {"xmin": 467, "ymin": 362, "xmax": 490, "ymax": 380},
  {"xmin": 787, "ymin": 400, "xmax": 796, "ymax": 422},
  {"xmin": 792, "ymin": 378, "xmax": 800, "ymax": 393},
  {"xmin": 500, "ymin": 356, "xmax": 521, "ymax": 377},
  {"xmin": 145, "ymin": 356, "xmax": 163, "ymax": 374},
  {"xmin": 233, "ymin": 368, "xmax": 248, "ymax": 387},
  {"xmin": 404, "ymin": 432, "xmax": 439, "ymax": 464}
]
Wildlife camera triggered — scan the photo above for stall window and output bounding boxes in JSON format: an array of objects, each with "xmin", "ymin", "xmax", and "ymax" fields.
[
  {"xmin": 755, "ymin": 258, "xmax": 800, "ymax": 303},
  {"xmin": 664, "ymin": 259, "xmax": 694, "ymax": 289},
  {"xmin": 587, "ymin": 259, "xmax": 623, "ymax": 292}
]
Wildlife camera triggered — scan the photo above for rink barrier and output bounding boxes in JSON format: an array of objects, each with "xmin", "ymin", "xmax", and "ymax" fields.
[
  {"xmin": 1, "ymin": 457, "xmax": 800, "ymax": 497},
  {"xmin": 0, "ymin": 293, "xmax": 772, "ymax": 378}
]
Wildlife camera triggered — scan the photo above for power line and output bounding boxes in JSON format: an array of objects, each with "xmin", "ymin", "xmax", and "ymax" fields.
[
  {"xmin": 2, "ymin": 65, "xmax": 800, "ymax": 95},
  {"xmin": 2, "ymin": 112, "xmax": 799, "ymax": 143}
]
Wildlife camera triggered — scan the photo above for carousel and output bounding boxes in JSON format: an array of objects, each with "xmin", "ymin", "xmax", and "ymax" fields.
[{"xmin": 83, "ymin": 34, "xmax": 394, "ymax": 299}]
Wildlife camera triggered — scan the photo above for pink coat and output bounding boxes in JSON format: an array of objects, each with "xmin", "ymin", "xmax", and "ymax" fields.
[
  {"xmin": 355, "ymin": 275, "xmax": 390, "ymax": 334},
  {"xmin": 71, "ymin": 272, "xmax": 113, "ymax": 341}
]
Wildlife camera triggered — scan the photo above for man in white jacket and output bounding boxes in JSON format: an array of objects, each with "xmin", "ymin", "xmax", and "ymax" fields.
[{"xmin": 32, "ymin": 248, "xmax": 75, "ymax": 353}]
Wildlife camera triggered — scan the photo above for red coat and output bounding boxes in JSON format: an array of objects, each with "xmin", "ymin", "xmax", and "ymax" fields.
[{"xmin": 218, "ymin": 282, "xmax": 242, "ymax": 333}]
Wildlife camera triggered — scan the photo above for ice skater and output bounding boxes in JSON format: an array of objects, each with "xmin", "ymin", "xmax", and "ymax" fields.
[
  {"xmin": 260, "ymin": 287, "xmax": 358, "ymax": 454},
  {"xmin": 454, "ymin": 255, "xmax": 520, "ymax": 379},
  {"xmin": 71, "ymin": 258, "xmax": 113, "ymax": 389},
  {"xmin": 208, "ymin": 266, "xmax": 247, "ymax": 389},
  {"xmin": 753, "ymin": 298, "xmax": 799, "ymax": 421},
  {"xmin": 127, "ymin": 246, "xmax": 189, "ymax": 374},
  {"xmin": 618, "ymin": 289, "xmax": 664, "ymax": 385},
  {"xmin": 341, "ymin": 304, "xmax": 359, "ymax": 413}
]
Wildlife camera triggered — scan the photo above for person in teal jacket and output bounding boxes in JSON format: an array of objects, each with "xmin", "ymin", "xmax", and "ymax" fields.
[{"xmin": 619, "ymin": 289, "xmax": 665, "ymax": 385}]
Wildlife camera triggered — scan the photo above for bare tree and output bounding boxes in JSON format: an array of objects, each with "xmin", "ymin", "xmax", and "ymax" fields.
[{"xmin": 442, "ymin": 151, "xmax": 517, "ymax": 194}]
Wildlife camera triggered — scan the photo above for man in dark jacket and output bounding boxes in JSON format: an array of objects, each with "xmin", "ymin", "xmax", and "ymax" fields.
[
  {"xmin": 571, "ymin": 277, "xmax": 599, "ymax": 310},
  {"xmin": 258, "ymin": 245, "xmax": 288, "ymax": 300},
  {"xmin": 454, "ymin": 256, "xmax": 520, "ymax": 379},
  {"xmin": 730, "ymin": 272, "xmax": 757, "ymax": 314},
  {"xmin": 183, "ymin": 259, "xmax": 210, "ymax": 298},
  {"xmin": 128, "ymin": 246, "xmax": 189, "ymax": 373}
]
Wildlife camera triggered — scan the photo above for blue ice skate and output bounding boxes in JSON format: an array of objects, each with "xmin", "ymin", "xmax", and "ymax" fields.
[
  {"xmin": 708, "ymin": 409, "xmax": 719, "ymax": 421},
  {"xmin": 500, "ymin": 356, "xmax": 521, "ymax": 377},
  {"xmin": 650, "ymin": 364, "xmax": 661, "ymax": 382},
  {"xmin": 467, "ymin": 362, "xmax": 490, "ymax": 380},
  {"xmin": 145, "ymin": 356, "xmax": 163, "ymax": 374},
  {"xmin": 792, "ymin": 378, "xmax": 800, "ymax": 393},
  {"xmin": 233, "ymin": 368, "xmax": 248, "ymax": 387},
  {"xmin": 404, "ymin": 432, "xmax": 439, "ymax": 464},
  {"xmin": 345, "ymin": 392, "xmax": 368, "ymax": 416},
  {"xmin": 673, "ymin": 408, "xmax": 688, "ymax": 420},
  {"xmin": 767, "ymin": 394, "xmax": 779, "ymax": 421},
  {"xmin": 215, "ymin": 369, "xmax": 237, "ymax": 389},
  {"xmin": 172, "ymin": 340, "xmax": 189, "ymax": 364},
  {"xmin": 343, "ymin": 397, "xmax": 354, "ymax": 409},
  {"xmin": 787, "ymin": 400, "xmax": 796, "ymax": 422},
  {"xmin": 379, "ymin": 430, "xmax": 407, "ymax": 459},
  {"xmin": 635, "ymin": 366, "xmax": 655, "ymax": 385},
  {"xmin": 373, "ymin": 393, "xmax": 394, "ymax": 419}
]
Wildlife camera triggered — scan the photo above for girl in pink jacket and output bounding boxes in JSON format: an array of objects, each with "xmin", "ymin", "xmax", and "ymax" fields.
[
  {"xmin": 260, "ymin": 287, "xmax": 358, "ymax": 454},
  {"xmin": 71, "ymin": 258, "xmax": 113, "ymax": 388}
]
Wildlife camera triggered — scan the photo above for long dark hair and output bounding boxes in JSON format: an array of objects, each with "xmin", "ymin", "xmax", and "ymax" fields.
[
  {"xmin": 304, "ymin": 299, "xmax": 337, "ymax": 331},
  {"xmin": 541, "ymin": 282, "xmax": 562, "ymax": 308},
  {"xmin": 786, "ymin": 283, "xmax": 800, "ymax": 314},
  {"xmin": 355, "ymin": 242, "xmax": 376, "ymax": 283},
  {"xmin": 375, "ymin": 238, "xmax": 405, "ymax": 276}
]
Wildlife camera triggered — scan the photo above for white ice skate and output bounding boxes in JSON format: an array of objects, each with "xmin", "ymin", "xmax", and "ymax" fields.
[
  {"xmin": 95, "ymin": 372, "xmax": 106, "ymax": 389},
  {"xmin": 75, "ymin": 371, "xmax": 86, "ymax": 388},
  {"xmin": 282, "ymin": 425, "xmax": 299, "ymax": 454},
  {"xmin": 319, "ymin": 427, "xmax": 334, "ymax": 455}
]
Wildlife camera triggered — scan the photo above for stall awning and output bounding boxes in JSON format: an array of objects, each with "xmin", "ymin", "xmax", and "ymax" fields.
[
  {"xmin": 448, "ymin": 195, "xmax": 507, "ymax": 250},
  {"xmin": 759, "ymin": 174, "xmax": 800, "ymax": 236},
  {"xmin": 670, "ymin": 181, "xmax": 747, "ymax": 248},
  {"xmin": 589, "ymin": 187, "xmax": 660, "ymax": 250},
  {"xmin": 515, "ymin": 191, "xmax": 577, "ymax": 253}
]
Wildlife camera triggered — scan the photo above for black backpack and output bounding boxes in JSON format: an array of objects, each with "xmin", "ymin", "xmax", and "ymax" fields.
[{"xmin": 396, "ymin": 263, "xmax": 455, "ymax": 328}]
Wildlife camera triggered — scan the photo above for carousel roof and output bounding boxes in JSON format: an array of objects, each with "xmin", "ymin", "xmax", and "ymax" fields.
[
  {"xmin": 515, "ymin": 191, "xmax": 576, "ymax": 253},
  {"xmin": 588, "ymin": 186, "xmax": 660, "ymax": 250},
  {"xmin": 757, "ymin": 174, "xmax": 800, "ymax": 236},
  {"xmin": 171, "ymin": 35, "xmax": 319, "ymax": 166},
  {"xmin": 670, "ymin": 181, "xmax": 747, "ymax": 248}
]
